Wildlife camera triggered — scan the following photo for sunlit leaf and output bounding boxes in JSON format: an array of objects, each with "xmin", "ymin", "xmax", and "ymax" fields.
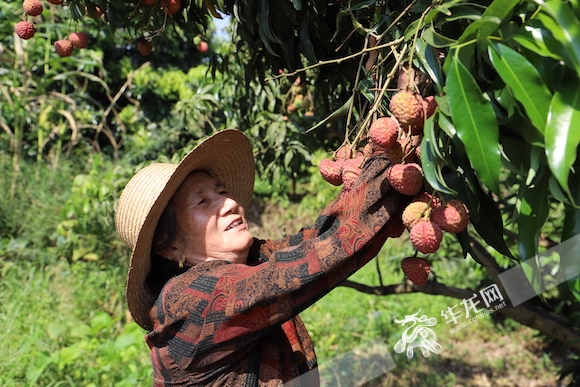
[
  {"xmin": 540, "ymin": 0, "xmax": 580, "ymax": 75},
  {"xmin": 446, "ymin": 58, "xmax": 501, "ymax": 193},
  {"xmin": 489, "ymin": 42, "xmax": 551, "ymax": 133},
  {"xmin": 545, "ymin": 78, "xmax": 580, "ymax": 193}
]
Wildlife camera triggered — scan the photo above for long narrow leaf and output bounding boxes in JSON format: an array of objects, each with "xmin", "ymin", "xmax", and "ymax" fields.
[
  {"xmin": 488, "ymin": 42, "xmax": 551, "ymax": 133},
  {"xmin": 542, "ymin": 0, "xmax": 580, "ymax": 74},
  {"xmin": 446, "ymin": 58, "xmax": 501, "ymax": 193},
  {"xmin": 545, "ymin": 79, "xmax": 580, "ymax": 192},
  {"xmin": 517, "ymin": 170, "xmax": 550, "ymax": 260}
]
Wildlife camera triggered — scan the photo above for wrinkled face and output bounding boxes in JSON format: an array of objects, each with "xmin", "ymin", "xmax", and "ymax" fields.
[{"xmin": 169, "ymin": 170, "xmax": 253, "ymax": 265}]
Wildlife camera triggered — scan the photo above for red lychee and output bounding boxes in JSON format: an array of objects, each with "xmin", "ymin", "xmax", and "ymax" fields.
[
  {"xmin": 342, "ymin": 157, "xmax": 363, "ymax": 190},
  {"xmin": 14, "ymin": 21, "xmax": 35, "ymax": 40},
  {"xmin": 390, "ymin": 90, "xmax": 424, "ymax": 127},
  {"xmin": 423, "ymin": 95, "xmax": 438, "ymax": 120},
  {"xmin": 432, "ymin": 199, "xmax": 469, "ymax": 233},
  {"xmin": 402, "ymin": 201, "xmax": 431, "ymax": 229},
  {"xmin": 319, "ymin": 158, "xmax": 343, "ymax": 186},
  {"xmin": 69, "ymin": 32, "xmax": 89, "ymax": 49},
  {"xmin": 409, "ymin": 220, "xmax": 442, "ymax": 254},
  {"xmin": 387, "ymin": 163, "xmax": 423, "ymax": 196},
  {"xmin": 368, "ymin": 116, "xmax": 400, "ymax": 149},
  {"xmin": 54, "ymin": 39, "xmax": 73, "ymax": 57},
  {"xmin": 401, "ymin": 257, "xmax": 431, "ymax": 286},
  {"xmin": 137, "ymin": 38, "xmax": 153, "ymax": 56},
  {"xmin": 162, "ymin": 0, "xmax": 181, "ymax": 14},
  {"xmin": 23, "ymin": 0, "xmax": 43, "ymax": 16},
  {"xmin": 197, "ymin": 41, "xmax": 209, "ymax": 52},
  {"xmin": 383, "ymin": 141, "xmax": 403, "ymax": 164}
]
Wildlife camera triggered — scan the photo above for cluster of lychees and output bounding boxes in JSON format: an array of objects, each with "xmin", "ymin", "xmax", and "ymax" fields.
[
  {"xmin": 14, "ymin": 0, "xmax": 90, "ymax": 57},
  {"xmin": 318, "ymin": 89, "xmax": 470, "ymax": 287}
]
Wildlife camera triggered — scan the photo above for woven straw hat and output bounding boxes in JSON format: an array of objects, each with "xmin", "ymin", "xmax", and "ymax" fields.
[{"xmin": 115, "ymin": 129, "xmax": 254, "ymax": 330}]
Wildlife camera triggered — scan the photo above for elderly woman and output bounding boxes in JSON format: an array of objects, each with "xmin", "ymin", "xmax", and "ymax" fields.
[{"xmin": 115, "ymin": 129, "xmax": 404, "ymax": 386}]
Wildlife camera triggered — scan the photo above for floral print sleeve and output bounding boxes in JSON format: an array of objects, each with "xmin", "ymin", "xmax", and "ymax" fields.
[{"xmin": 145, "ymin": 153, "xmax": 406, "ymax": 387}]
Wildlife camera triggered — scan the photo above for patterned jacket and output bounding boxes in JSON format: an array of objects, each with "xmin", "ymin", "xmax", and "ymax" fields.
[{"xmin": 145, "ymin": 154, "xmax": 404, "ymax": 386}]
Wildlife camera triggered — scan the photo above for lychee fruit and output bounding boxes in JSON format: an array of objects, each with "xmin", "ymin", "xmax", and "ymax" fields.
[
  {"xmin": 409, "ymin": 220, "xmax": 442, "ymax": 254},
  {"xmin": 390, "ymin": 90, "xmax": 424, "ymax": 127},
  {"xmin": 137, "ymin": 38, "xmax": 153, "ymax": 56},
  {"xmin": 319, "ymin": 158, "xmax": 343, "ymax": 186},
  {"xmin": 23, "ymin": 0, "xmax": 43, "ymax": 16},
  {"xmin": 14, "ymin": 21, "xmax": 35, "ymax": 40},
  {"xmin": 69, "ymin": 32, "xmax": 89, "ymax": 49},
  {"xmin": 54, "ymin": 40, "xmax": 74, "ymax": 57},
  {"xmin": 197, "ymin": 41, "xmax": 209, "ymax": 52},
  {"xmin": 402, "ymin": 201, "xmax": 431, "ymax": 229},
  {"xmin": 47, "ymin": 0, "xmax": 64, "ymax": 4},
  {"xmin": 401, "ymin": 257, "xmax": 431, "ymax": 286},
  {"xmin": 342, "ymin": 157, "xmax": 363, "ymax": 190},
  {"xmin": 383, "ymin": 141, "xmax": 403, "ymax": 164},
  {"xmin": 423, "ymin": 95, "xmax": 438, "ymax": 120},
  {"xmin": 162, "ymin": 0, "xmax": 181, "ymax": 14},
  {"xmin": 387, "ymin": 163, "xmax": 423, "ymax": 196},
  {"xmin": 368, "ymin": 116, "xmax": 400, "ymax": 148},
  {"xmin": 432, "ymin": 199, "xmax": 469, "ymax": 233}
]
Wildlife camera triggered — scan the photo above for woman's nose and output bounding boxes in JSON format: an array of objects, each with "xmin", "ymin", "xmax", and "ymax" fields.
[{"xmin": 219, "ymin": 196, "xmax": 240, "ymax": 215}]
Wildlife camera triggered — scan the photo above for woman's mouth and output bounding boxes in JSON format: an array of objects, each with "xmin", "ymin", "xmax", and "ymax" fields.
[{"xmin": 226, "ymin": 219, "xmax": 243, "ymax": 231}]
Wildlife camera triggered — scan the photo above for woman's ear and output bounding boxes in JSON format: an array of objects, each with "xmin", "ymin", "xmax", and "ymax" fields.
[{"xmin": 154, "ymin": 236, "xmax": 183, "ymax": 263}]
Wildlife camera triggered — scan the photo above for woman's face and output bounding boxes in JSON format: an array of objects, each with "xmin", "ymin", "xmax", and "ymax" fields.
[{"xmin": 169, "ymin": 170, "xmax": 253, "ymax": 265}]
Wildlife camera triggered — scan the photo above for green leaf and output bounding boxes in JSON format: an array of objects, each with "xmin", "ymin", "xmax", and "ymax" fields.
[
  {"xmin": 517, "ymin": 170, "xmax": 550, "ymax": 260},
  {"xmin": 540, "ymin": 0, "xmax": 580, "ymax": 74},
  {"xmin": 415, "ymin": 38, "xmax": 444, "ymax": 90},
  {"xmin": 472, "ymin": 185, "xmax": 517, "ymax": 260},
  {"xmin": 545, "ymin": 79, "xmax": 580, "ymax": 193},
  {"xmin": 488, "ymin": 42, "xmax": 552, "ymax": 133},
  {"xmin": 420, "ymin": 115, "xmax": 457, "ymax": 195},
  {"xmin": 291, "ymin": 0, "xmax": 302, "ymax": 11},
  {"xmin": 422, "ymin": 26, "xmax": 457, "ymax": 48},
  {"xmin": 458, "ymin": 17, "xmax": 499, "ymax": 43},
  {"xmin": 482, "ymin": 0, "xmax": 521, "ymax": 21},
  {"xmin": 446, "ymin": 58, "xmax": 501, "ymax": 193}
]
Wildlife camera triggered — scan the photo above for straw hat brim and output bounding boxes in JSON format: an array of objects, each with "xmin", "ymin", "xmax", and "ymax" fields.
[{"xmin": 115, "ymin": 129, "xmax": 254, "ymax": 331}]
